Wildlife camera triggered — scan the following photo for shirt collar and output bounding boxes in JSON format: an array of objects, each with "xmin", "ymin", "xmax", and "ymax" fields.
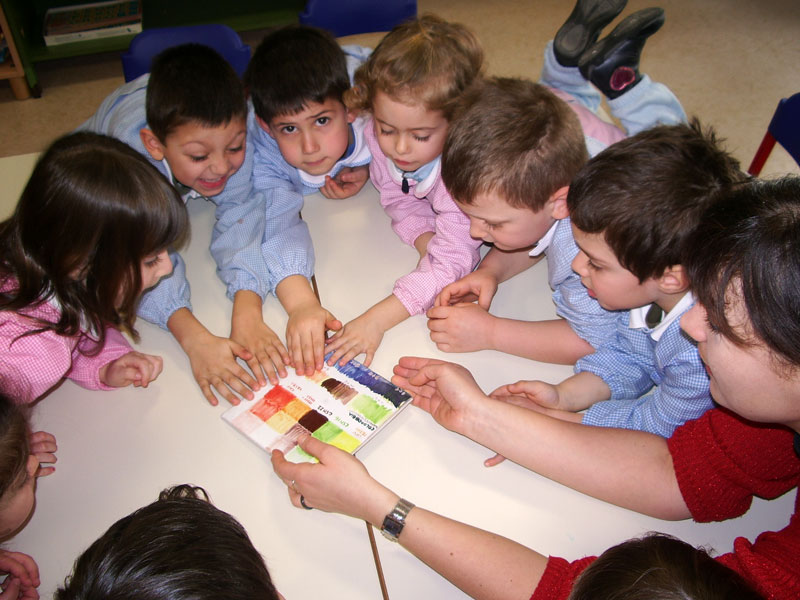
[
  {"xmin": 629, "ymin": 291, "xmax": 694, "ymax": 341},
  {"xmin": 387, "ymin": 155, "xmax": 441, "ymax": 197},
  {"xmin": 529, "ymin": 221, "xmax": 558, "ymax": 257}
]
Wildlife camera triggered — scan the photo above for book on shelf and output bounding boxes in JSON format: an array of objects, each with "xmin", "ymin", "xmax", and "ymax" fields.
[
  {"xmin": 222, "ymin": 355, "xmax": 412, "ymax": 464},
  {"xmin": 43, "ymin": 0, "xmax": 142, "ymax": 47}
]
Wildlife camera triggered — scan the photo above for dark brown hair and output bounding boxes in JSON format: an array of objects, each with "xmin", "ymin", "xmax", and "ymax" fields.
[
  {"xmin": 568, "ymin": 120, "xmax": 745, "ymax": 281},
  {"xmin": 686, "ymin": 176, "xmax": 800, "ymax": 368},
  {"xmin": 345, "ymin": 14, "xmax": 484, "ymax": 120},
  {"xmin": 569, "ymin": 533, "xmax": 763, "ymax": 599},
  {"xmin": 442, "ymin": 77, "xmax": 588, "ymax": 210},
  {"xmin": 0, "ymin": 393, "xmax": 30, "ymax": 509},
  {"xmin": 0, "ymin": 132, "xmax": 189, "ymax": 347}
]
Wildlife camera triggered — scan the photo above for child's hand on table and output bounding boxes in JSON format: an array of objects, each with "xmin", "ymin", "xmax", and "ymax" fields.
[
  {"xmin": 28, "ymin": 431, "xmax": 57, "ymax": 477},
  {"xmin": 319, "ymin": 166, "xmax": 370, "ymax": 199},
  {"xmin": 324, "ymin": 312, "xmax": 386, "ymax": 368},
  {"xmin": 231, "ymin": 317, "xmax": 290, "ymax": 386},
  {"xmin": 426, "ymin": 302, "xmax": 497, "ymax": 352},
  {"xmin": 183, "ymin": 330, "xmax": 260, "ymax": 406},
  {"xmin": 99, "ymin": 351, "xmax": 163, "ymax": 388},
  {"xmin": 0, "ymin": 550, "xmax": 39, "ymax": 600},
  {"xmin": 286, "ymin": 301, "xmax": 342, "ymax": 376},
  {"xmin": 435, "ymin": 270, "xmax": 499, "ymax": 309}
]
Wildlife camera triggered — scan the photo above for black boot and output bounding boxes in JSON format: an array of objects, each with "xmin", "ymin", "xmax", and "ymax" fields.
[
  {"xmin": 554, "ymin": 0, "xmax": 628, "ymax": 67},
  {"xmin": 578, "ymin": 7, "xmax": 665, "ymax": 99}
]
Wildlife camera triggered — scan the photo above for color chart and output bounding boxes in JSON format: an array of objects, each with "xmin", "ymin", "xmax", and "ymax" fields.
[{"xmin": 222, "ymin": 357, "xmax": 412, "ymax": 463}]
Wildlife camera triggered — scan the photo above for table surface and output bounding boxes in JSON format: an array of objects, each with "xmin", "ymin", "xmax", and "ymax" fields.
[{"xmin": 2, "ymin": 152, "xmax": 795, "ymax": 599}]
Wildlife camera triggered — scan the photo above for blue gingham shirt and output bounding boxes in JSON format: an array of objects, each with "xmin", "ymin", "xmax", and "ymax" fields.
[
  {"xmin": 575, "ymin": 292, "xmax": 713, "ymax": 437},
  {"xmin": 534, "ymin": 217, "xmax": 624, "ymax": 349}
]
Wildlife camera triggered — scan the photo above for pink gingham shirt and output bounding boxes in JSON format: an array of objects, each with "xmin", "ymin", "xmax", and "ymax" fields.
[
  {"xmin": 1, "ymin": 281, "xmax": 133, "ymax": 403},
  {"xmin": 364, "ymin": 117, "xmax": 482, "ymax": 315}
]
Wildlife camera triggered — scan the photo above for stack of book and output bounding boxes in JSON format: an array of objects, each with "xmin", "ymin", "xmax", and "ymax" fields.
[{"xmin": 43, "ymin": 0, "xmax": 142, "ymax": 46}]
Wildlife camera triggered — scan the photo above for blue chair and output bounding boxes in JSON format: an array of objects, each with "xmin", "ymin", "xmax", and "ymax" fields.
[
  {"xmin": 299, "ymin": 0, "xmax": 417, "ymax": 37},
  {"xmin": 121, "ymin": 24, "xmax": 250, "ymax": 82},
  {"xmin": 748, "ymin": 92, "xmax": 800, "ymax": 176}
]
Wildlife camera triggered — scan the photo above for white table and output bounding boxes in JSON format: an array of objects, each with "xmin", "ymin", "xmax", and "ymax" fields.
[{"xmin": 3, "ymin": 153, "xmax": 795, "ymax": 599}]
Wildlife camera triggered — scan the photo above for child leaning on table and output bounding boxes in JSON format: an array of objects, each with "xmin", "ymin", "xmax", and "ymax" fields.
[
  {"xmin": 1, "ymin": 393, "xmax": 58, "ymax": 599},
  {"xmin": 80, "ymin": 43, "xmax": 317, "ymax": 406},
  {"xmin": 429, "ymin": 0, "xmax": 687, "ymax": 365},
  {"xmin": 489, "ymin": 122, "xmax": 744, "ymax": 442},
  {"xmin": 55, "ymin": 485, "xmax": 281, "ymax": 600},
  {"xmin": 0, "ymin": 132, "xmax": 188, "ymax": 403},
  {"xmin": 243, "ymin": 25, "xmax": 373, "ymax": 377},
  {"xmin": 324, "ymin": 14, "xmax": 485, "ymax": 367}
]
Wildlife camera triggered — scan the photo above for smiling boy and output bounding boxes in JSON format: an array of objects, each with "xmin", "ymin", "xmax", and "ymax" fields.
[{"xmin": 242, "ymin": 25, "xmax": 373, "ymax": 375}]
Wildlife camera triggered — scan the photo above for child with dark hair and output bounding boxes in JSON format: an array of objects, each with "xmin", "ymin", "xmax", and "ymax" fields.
[
  {"xmin": 429, "ymin": 0, "xmax": 687, "ymax": 365},
  {"xmin": 324, "ymin": 14, "xmax": 486, "ymax": 368},
  {"xmin": 241, "ymin": 24, "xmax": 373, "ymax": 378},
  {"xmin": 484, "ymin": 122, "xmax": 743, "ymax": 439},
  {"xmin": 82, "ymin": 43, "xmax": 330, "ymax": 406},
  {"xmin": 1, "ymin": 393, "xmax": 57, "ymax": 599},
  {"xmin": 55, "ymin": 485, "xmax": 281, "ymax": 600},
  {"xmin": 1, "ymin": 132, "xmax": 188, "ymax": 402}
]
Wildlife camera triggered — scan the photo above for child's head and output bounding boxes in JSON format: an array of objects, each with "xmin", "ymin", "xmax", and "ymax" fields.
[
  {"xmin": 0, "ymin": 131, "xmax": 189, "ymax": 342},
  {"xmin": 55, "ymin": 485, "xmax": 281, "ymax": 600},
  {"xmin": 681, "ymin": 177, "xmax": 800, "ymax": 428},
  {"xmin": 567, "ymin": 121, "xmax": 744, "ymax": 311},
  {"xmin": 346, "ymin": 14, "xmax": 484, "ymax": 173},
  {"xmin": 0, "ymin": 394, "xmax": 36, "ymax": 541},
  {"xmin": 569, "ymin": 533, "xmax": 762, "ymax": 599},
  {"xmin": 442, "ymin": 77, "xmax": 587, "ymax": 251},
  {"xmin": 246, "ymin": 25, "xmax": 354, "ymax": 176},
  {"xmin": 140, "ymin": 43, "xmax": 248, "ymax": 197}
]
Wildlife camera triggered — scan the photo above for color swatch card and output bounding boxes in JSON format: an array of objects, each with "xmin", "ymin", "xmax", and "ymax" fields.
[{"xmin": 222, "ymin": 357, "xmax": 412, "ymax": 463}]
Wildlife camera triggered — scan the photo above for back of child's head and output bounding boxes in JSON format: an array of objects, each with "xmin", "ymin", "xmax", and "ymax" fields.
[
  {"xmin": 569, "ymin": 533, "xmax": 763, "ymax": 600},
  {"xmin": 246, "ymin": 24, "xmax": 350, "ymax": 123},
  {"xmin": 567, "ymin": 119, "xmax": 745, "ymax": 282},
  {"xmin": 345, "ymin": 14, "xmax": 484, "ymax": 120},
  {"xmin": 0, "ymin": 131, "xmax": 189, "ymax": 343},
  {"xmin": 0, "ymin": 393, "xmax": 29, "ymax": 517},
  {"xmin": 55, "ymin": 484, "xmax": 280, "ymax": 600},
  {"xmin": 146, "ymin": 43, "xmax": 247, "ymax": 143},
  {"xmin": 442, "ymin": 76, "xmax": 588, "ymax": 210},
  {"xmin": 686, "ymin": 176, "xmax": 800, "ymax": 371}
]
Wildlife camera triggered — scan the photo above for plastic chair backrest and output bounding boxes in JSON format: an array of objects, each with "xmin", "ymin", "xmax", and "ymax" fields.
[
  {"xmin": 748, "ymin": 92, "xmax": 800, "ymax": 176},
  {"xmin": 299, "ymin": 0, "xmax": 417, "ymax": 37},
  {"xmin": 121, "ymin": 24, "xmax": 250, "ymax": 82}
]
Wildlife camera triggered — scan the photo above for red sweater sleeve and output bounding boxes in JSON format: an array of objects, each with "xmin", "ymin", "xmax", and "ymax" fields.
[
  {"xmin": 668, "ymin": 407, "xmax": 798, "ymax": 522},
  {"xmin": 530, "ymin": 556, "xmax": 596, "ymax": 600}
]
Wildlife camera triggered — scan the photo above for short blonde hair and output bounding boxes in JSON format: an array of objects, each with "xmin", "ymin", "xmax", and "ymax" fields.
[{"xmin": 345, "ymin": 14, "xmax": 484, "ymax": 120}]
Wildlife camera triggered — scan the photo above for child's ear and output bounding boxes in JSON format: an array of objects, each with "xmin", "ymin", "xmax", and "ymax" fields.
[
  {"xmin": 139, "ymin": 129, "xmax": 165, "ymax": 161},
  {"xmin": 256, "ymin": 116, "xmax": 275, "ymax": 138},
  {"xmin": 547, "ymin": 186, "xmax": 570, "ymax": 220},
  {"xmin": 346, "ymin": 107, "xmax": 357, "ymax": 124},
  {"xmin": 657, "ymin": 265, "xmax": 690, "ymax": 294}
]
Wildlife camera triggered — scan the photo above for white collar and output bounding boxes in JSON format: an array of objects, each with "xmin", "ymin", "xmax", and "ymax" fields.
[
  {"xmin": 529, "ymin": 220, "xmax": 559, "ymax": 257},
  {"xmin": 386, "ymin": 155, "xmax": 441, "ymax": 197},
  {"xmin": 162, "ymin": 159, "xmax": 200, "ymax": 201},
  {"xmin": 629, "ymin": 291, "xmax": 694, "ymax": 341}
]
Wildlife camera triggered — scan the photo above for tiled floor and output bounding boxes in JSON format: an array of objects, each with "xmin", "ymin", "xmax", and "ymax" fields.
[{"xmin": 1, "ymin": 0, "xmax": 798, "ymax": 176}]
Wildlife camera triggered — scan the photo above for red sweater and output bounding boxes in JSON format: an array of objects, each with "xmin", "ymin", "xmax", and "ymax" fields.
[{"xmin": 531, "ymin": 408, "xmax": 800, "ymax": 600}]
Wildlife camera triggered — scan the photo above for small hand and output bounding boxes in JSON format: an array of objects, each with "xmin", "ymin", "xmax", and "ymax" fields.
[
  {"xmin": 184, "ymin": 332, "xmax": 259, "ymax": 406},
  {"xmin": 0, "ymin": 551, "xmax": 39, "ymax": 600},
  {"xmin": 99, "ymin": 351, "xmax": 163, "ymax": 388},
  {"xmin": 286, "ymin": 302, "xmax": 342, "ymax": 376},
  {"xmin": 426, "ymin": 302, "xmax": 496, "ymax": 352},
  {"xmin": 231, "ymin": 316, "xmax": 290, "ymax": 386},
  {"xmin": 490, "ymin": 380, "xmax": 562, "ymax": 410},
  {"xmin": 28, "ymin": 431, "xmax": 57, "ymax": 477},
  {"xmin": 435, "ymin": 270, "xmax": 498, "ymax": 309},
  {"xmin": 324, "ymin": 313, "xmax": 386, "ymax": 368},
  {"xmin": 319, "ymin": 166, "xmax": 370, "ymax": 199}
]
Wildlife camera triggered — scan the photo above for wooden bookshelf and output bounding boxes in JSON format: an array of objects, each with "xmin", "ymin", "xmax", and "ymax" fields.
[{"xmin": 0, "ymin": 1, "xmax": 30, "ymax": 99}]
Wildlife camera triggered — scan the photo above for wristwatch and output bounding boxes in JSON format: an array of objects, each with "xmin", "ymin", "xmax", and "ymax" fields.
[{"xmin": 380, "ymin": 498, "xmax": 415, "ymax": 542}]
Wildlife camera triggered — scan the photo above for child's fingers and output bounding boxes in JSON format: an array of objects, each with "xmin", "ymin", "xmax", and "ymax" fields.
[{"xmin": 196, "ymin": 379, "xmax": 220, "ymax": 406}]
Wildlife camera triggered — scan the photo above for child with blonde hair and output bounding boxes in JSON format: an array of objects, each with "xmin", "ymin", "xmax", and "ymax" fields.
[
  {"xmin": 326, "ymin": 14, "xmax": 485, "ymax": 367},
  {"xmin": 0, "ymin": 132, "xmax": 188, "ymax": 402}
]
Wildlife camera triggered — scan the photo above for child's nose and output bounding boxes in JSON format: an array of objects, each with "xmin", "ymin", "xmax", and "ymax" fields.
[
  {"xmin": 468, "ymin": 219, "xmax": 487, "ymax": 240},
  {"xmin": 302, "ymin": 131, "xmax": 319, "ymax": 153},
  {"xmin": 395, "ymin": 134, "xmax": 409, "ymax": 155},
  {"xmin": 571, "ymin": 251, "xmax": 588, "ymax": 276}
]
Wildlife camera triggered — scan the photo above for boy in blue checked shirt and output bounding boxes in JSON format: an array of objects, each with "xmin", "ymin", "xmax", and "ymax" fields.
[
  {"xmin": 237, "ymin": 25, "xmax": 373, "ymax": 377},
  {"xmin": 81, "ymin": 44, "xmax": 335, "ymax": 405},
  {"xmin": 489, "ymin": 122, "xmax": 746, "ymax": 440}
]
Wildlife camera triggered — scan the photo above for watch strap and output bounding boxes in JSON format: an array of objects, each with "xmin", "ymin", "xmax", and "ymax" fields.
[{"xmin": 380, "ymin": 498, "xmax": 415, "ymax": 542}]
